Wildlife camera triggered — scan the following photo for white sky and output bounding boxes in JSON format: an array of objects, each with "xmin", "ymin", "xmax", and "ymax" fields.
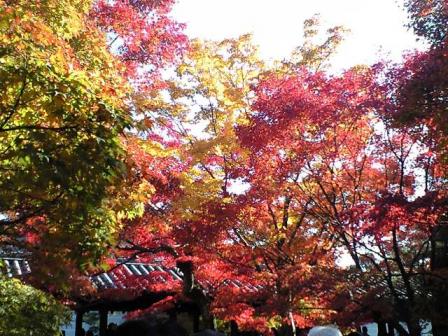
[{"xmin": 172, "ymin": 0, "xmax": 425, "ymax": 70}]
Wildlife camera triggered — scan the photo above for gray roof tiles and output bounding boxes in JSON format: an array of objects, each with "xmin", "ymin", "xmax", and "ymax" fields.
[{"xmin": 1, "ymin": 257, "xmax": 262, "ymax": 295}]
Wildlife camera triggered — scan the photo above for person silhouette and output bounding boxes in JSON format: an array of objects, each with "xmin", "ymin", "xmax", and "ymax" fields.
[
  {"xmin": 117, "ymin": 318, "xmax": 188, "ymax": 336},
  {"xmin": 107, "ymin": 323, "xmax": 118, "ymax": 336},
  {"xmin": 361, "ymin": 326, "xmax": 370, "ymax": 336},
  {"xmin": 117, "ymin": 320, "xmax": 153, "ymax": 336},
  {"xmin": 157, "ymin": 320, "xmax": 188, "ymax": 336}
]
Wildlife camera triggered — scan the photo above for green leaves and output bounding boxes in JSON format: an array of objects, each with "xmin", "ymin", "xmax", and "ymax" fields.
[
  {"xmin": 0, "ymin": 276, "xmax": 70, "ymax": 336},
  {"xmin": 0, "ymin": 0, "xmax": 129, "ymax": 276}
]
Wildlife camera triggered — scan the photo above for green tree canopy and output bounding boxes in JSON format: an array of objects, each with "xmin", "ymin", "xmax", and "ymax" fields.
[
  {"xmin": 0, "ymin": 0, "xmax": 130, "ymax": 275},
  {"xmin": 0, "ymin": 276, "xmax": 70, "ymax": 336}
]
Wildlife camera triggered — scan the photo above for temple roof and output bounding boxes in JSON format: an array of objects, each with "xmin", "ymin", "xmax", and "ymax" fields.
[
  {"xmin": 0, "ymin": 256, "xmax": 259, "ymax": 293},
  {"xmin": 90, "ymin": 261, "xmax": 183, "ymax": 290},
  {"xmin": 0, "ymin": 256, "xmax": 182, "ymax": 290}
]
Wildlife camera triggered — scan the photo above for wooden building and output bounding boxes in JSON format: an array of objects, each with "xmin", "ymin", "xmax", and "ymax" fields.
[{"xmin": 0, "ymin": 256, "xmax": 257, "ymax": 336}]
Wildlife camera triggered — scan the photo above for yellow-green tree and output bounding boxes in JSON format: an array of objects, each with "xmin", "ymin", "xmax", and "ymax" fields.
[
  {"xmin": 0, "ymin": 276, "xmax": 70, "ymax": 336},
  {"xmin": 0, "ymin": 0, "xmax": 130, "ymax": 279}
]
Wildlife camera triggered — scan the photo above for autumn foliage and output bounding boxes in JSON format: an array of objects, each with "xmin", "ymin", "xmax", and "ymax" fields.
[
  {"xmin": 1, "ymin": 1, "xmax": 448, "ymax": 336},
  {"xmin": 116, "ymin": 14, "xmax": 448, "ymax": 336}
]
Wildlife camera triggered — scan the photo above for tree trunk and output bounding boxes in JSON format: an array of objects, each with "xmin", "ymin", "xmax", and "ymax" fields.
[
  {"xmin": 75, "ymin": 311, "xmax": 84, "ymax": 336},
  {"xmin": 230, "ymin": 320, "xmax": 239, "ymax": 336},
  {"xmin": 288, "ymin": 311, "xmax": 297, "ymax": 336},
  {"xmin": 193, "ymin": 312, "xmax": 200, "ymax": 332}
]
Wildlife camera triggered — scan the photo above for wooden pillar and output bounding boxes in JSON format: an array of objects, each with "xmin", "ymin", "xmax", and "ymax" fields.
[
  {"xmin": 377, "ymin": 321, "xmax": 387, "ymax": 336},
  {"xmin": 372, "ymin": 311, "xmax": 388, "ymax": 336},
  {"xmin": 99, "ymin": 309, "xmax": 108, "ymax": 336},
  {"xmin": 75, "ymin": 311, "xmax": 84, "ymax": 336}
]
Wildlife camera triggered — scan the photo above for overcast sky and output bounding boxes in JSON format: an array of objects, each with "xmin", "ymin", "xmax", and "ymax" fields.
[{"xmin": 172, "ymin": 0, "xmax": 425, "ymax": 71}]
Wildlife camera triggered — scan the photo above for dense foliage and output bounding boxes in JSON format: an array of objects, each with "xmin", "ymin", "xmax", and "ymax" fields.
[
  {"xmin": 114, "ymin": 11, "xmax": 448, "ymax": 336},
  {"xmin": 0, "ymin": 276, "xmax": 70, "ymax": 336},
  {"xmin": 1, "ymin": 1, "xmax": 447, "ymax": 336},
  {"xmin": 0, "ymin": 0, "xmax": 186, "ymax": 278},
  {"xmin": 0, "ymin": 0, "xmax": 185, "ymax": 332}
]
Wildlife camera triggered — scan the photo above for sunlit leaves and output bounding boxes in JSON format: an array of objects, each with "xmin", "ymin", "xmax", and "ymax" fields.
[
  {"xmin": 0, "ymin": 276, "xmax": 71, "ymax": 336},
  {"xmin": 0, "ymin": 0, "xmax": 131, "ymax": 274}
]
